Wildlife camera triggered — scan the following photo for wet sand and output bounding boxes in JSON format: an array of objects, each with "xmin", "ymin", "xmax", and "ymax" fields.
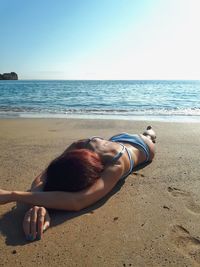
[{"xmin": 0, "ymin": 118, "xmax": 200, "ymax": 267}]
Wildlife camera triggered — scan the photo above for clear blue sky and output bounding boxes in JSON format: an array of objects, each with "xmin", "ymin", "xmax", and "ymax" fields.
[{"xmin": 0, "ymin": 0, "xmax": 199, "ymax": 79}]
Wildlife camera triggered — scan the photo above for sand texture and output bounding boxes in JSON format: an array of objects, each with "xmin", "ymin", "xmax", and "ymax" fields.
[{"xmin": 0, "ymin": 118, "xmax": 200, "ymax": 267}]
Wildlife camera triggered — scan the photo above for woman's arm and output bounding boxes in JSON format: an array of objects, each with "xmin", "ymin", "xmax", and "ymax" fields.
[
  {"xmin": 10, "ymin": 190, "xmax": 79, "ymax": 210},
  {"xmin": 0, "ymin": 164, "xmax": 123, "ymax": 211},
  {"xmin": 74, "ymin": 164, "xmax": 123, "ymax": 210}
]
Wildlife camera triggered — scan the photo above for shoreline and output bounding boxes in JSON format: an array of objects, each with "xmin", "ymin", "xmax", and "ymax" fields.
[
  {"xmin": 0, "ymin": 112, "xmax": 200, "ymax": 123},
  {"xmin": 1, "ymin": 118, "xmax": 200, "ymax": 266}
]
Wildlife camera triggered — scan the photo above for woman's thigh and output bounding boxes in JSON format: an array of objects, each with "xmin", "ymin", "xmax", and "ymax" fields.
[{"xmin": 140, "ymin": 134, "xmax": 156, "ymax": 161}]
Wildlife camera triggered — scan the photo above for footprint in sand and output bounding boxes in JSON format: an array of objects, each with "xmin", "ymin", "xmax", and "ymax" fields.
[
  {"xmin": 168, "ymin": 187, "xmax": 200, "ymax": 214},
  {"xmin": 170, "ymin": 224, "xmax": 200, "ymax": 264}
]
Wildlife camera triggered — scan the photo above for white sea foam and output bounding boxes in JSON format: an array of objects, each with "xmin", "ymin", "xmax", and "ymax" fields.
[{"xmin": 0, "ymin": 110, "xmax": 200, "ymax": 122}]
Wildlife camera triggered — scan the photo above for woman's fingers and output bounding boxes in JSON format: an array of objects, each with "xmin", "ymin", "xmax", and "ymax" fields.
[
  {"xmin": 23, "ymin": 206, "xmax": 50, "ymax": 241},
  {"xmin": 23, "ymin": 208, "xmax": 32, "ymax": 239},
  {"xmin": 43, "ymin": 213, "xmax": 50, "ymax": 232},
  {"xmin": 37, "ymin": 207, "xmax": 46, "ymax": 239},
  {"xmin": 30, "ymin": 206, "xmax": 39, "ymax": 240}
]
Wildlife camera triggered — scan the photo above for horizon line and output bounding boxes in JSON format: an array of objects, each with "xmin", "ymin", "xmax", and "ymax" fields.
[{"xmin": 8, "ymin": 78, "xmax": 200, "ymax": 81}]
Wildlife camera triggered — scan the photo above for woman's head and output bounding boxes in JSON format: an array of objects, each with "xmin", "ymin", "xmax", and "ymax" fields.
[{"xmin": 43, "ymin": 149, "xmax": 103, "ymax": 192}]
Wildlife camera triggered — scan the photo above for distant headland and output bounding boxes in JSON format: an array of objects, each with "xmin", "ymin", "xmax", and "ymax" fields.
[{"xmin": 0, "ymin": 72, "xmax": 18, "ymax": 80}]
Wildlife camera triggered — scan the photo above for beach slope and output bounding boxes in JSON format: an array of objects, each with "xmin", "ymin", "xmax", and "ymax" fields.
[{"xmin": 0, "ymin": 119, "xmax": 200, "ymax": 267}]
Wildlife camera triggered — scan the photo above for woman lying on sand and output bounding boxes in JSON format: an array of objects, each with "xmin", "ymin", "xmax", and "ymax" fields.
[{"xmin": 0, "ymin": 126, "xmax": 156, "ymax": 241}]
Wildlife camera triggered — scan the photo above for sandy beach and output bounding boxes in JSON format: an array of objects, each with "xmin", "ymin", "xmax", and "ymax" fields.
[{"xmin": 0, "ymin": 118, "xmax": 200, "ymax": 267}]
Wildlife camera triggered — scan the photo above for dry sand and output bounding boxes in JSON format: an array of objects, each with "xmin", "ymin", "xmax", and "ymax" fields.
[{"xmin": 0, "ymin": 118, "xmax": 200, "ymax": 267}]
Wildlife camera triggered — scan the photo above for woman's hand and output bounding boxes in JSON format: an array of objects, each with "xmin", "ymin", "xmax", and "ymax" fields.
[
  {"xmin": 23, "ymin": 206, "xmax": 50, "ymax": 241},
  {"xmin": 0, "ymin": 189, "xmax": 12, "ymax": 204}
]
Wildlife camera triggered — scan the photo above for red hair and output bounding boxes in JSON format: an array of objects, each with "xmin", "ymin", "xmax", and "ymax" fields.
[{"xmin": 44, "ymin": 149, "xmax": 104, "ymax": 192}]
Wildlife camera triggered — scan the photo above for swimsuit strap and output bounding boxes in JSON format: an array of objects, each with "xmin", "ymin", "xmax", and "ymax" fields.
[
  {"xmin": 120, "ymin": 147, "xmax": 134, "ymax": 180},
  {"xmin": 111, "ymin": 142, "xmax": 135, "ymax": 180},
  {"xmin": 110, "ymin": 143, "xmax": 126, "ymax": 163}
]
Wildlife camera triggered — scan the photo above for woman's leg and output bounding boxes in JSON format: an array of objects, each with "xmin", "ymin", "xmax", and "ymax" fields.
[
  {"xmin": 142, "ymin": 126, "xmax": 156, "ymax": 143},
  {"xmin": 140, "ymin": 126, "xmax": 156, "ymax": 161}
]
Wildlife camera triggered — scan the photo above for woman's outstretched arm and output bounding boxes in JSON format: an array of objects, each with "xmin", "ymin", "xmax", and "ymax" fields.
[
  {"xmin": 0, "ymin": 189, "xmax": 80, "ymax": 210},
  {"xmin": 0, "ymin": 164, "xmax": 123, "ymax": 211}
]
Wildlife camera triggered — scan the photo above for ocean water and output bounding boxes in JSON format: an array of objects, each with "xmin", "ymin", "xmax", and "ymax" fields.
[{"xmin": 0, "ymin": 80, "xmax": 200, "ymax": 122}]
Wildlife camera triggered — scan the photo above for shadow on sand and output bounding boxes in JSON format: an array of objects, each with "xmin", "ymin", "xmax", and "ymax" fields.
[{"xmin": 0, "ymin": 179, "xmax": 125, "ymax": 246}]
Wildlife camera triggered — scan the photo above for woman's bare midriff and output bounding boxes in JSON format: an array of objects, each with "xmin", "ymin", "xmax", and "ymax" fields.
[
  {"xmin": 120, "ymin": 136, "xmax": 155, "ymax": 168},
  {"xmin": 120, "ymin": 142, "xmax": 146, "ymax": 167}
]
